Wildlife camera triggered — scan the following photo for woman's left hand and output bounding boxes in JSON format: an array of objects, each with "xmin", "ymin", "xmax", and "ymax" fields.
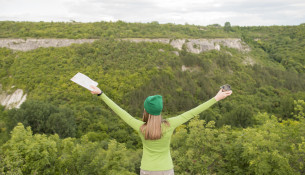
[{"xmin": 214, "ymin": 89, "xmax": 232, "ymax": 101}]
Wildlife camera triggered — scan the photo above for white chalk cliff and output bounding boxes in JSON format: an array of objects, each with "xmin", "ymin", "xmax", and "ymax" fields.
[
  {"xmin": 0, "ymin": 86, "xmax": 27, "ymax": 109},
  {"xmin": 122, "ymin": 38, "xmax": 250, "ymax": 53},
  {"xmin": 0, "ymin": 38, "xmax": 250, "ymax": 53},
  {"xmin": 0, "ymin": 39, "xmax": 96, "ymax": 51}
]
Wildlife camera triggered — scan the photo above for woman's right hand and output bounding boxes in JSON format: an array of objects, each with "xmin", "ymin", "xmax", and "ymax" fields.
[
  {"xmin": 214, "ymin": 89, "xmax": 232, "ymax": 101},
  {"xmin": 90, "ymin": 85, "xmax": 102, "ymax": 95}
]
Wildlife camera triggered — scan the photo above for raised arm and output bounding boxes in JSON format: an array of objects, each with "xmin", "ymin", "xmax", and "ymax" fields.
[
  {"xmin": 168, "ymin": 89, "xmax": 232, "ymax": 128},
  {"xmin": 91, "ymin": 86, "xmax": 144, "ymax": 131}
]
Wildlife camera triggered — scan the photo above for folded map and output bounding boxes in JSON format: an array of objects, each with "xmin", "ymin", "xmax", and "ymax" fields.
[{"xmin": 70, "ymin": 72, "xmax": 98, "ymax": 91}]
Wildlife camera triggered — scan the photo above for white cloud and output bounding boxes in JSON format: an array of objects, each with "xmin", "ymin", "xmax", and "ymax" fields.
[{"xmin": 0, "ymin": 0, "xmax": 304, "ymax": 26}]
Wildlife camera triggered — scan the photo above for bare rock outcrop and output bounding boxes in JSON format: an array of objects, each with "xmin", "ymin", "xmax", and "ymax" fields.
[
  {"xmin": 122, "ymin": 38, "xmax": 250, "ymax": 53},
  {"xmin": 181, "ymin": 65, "xmax": 201, "ymax": 72},
  {"xmin": 0, "ymin": 38, "xmax": 250, "ymax": 54},
  {"xmin": 122, "ymin": 38, "xmax": 170, "ymax": 44},
  {"xmin": 0, "ymin": 85, "xmax": 27, "ymax": 109},
  {"xmin": 0, "ymin": 39, "xmax": 96, "ymax": 51},
  {"xmin": 174, "ymin": 38, "xmax": 250, "ymax": 53},
  {"xmin": 170, "ymin": 39, "xmax": 185, "ymax": 50},
  {"xmin": 243, "ymin": 56, "xmax": 256, "ymax": 66}
]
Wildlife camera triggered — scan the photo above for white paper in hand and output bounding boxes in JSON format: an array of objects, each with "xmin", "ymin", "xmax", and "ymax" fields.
[{"xmin": 70, "ymin": 72, "xmax": 98, "ymax": 91}]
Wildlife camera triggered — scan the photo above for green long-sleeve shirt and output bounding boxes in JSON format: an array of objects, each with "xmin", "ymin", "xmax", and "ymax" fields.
[{"xmin": 100, "ymin": 93, "xmax": 217, "ymax": 171}]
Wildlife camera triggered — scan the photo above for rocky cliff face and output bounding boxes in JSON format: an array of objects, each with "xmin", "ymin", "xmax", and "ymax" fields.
[
  {"xmin": 0, "ymin": 39, "xmax": 96, "ymax": 51},
  {"xmin": 0, "ymin": 85, "xmax": 27, "ymax": 109},
  {"xmin": 122, "ymin": 38, "xmax": 250, "ymax": 53},
  {"xmin": 0, "ymin": 38, "xmax": 250, "ymax": 53}
]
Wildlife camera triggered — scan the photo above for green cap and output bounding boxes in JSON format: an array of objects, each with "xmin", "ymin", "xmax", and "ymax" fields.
[{"xmin": 144, "ymin": 95, "xmax": 163, "ymax": 115}]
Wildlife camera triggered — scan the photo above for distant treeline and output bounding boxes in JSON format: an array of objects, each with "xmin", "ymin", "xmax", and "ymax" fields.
[{"xmin": 0, "ymin": 21, "xmax": 237, "ymax": 39}]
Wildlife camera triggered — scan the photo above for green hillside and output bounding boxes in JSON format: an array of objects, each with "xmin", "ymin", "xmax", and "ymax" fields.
[{"xmin": 0, "ymin": 21, "xmax": 305, "ymax": 174}]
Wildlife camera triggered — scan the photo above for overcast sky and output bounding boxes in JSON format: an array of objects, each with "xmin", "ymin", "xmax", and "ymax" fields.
[{"xmin": 0, "ymin": 0, "xmax": 304, "ymax": 26}]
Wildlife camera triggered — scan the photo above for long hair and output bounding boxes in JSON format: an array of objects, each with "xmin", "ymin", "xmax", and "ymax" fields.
[{"xmin": 140, "ymin": 110, "xmax": 170, "ymax": 140}]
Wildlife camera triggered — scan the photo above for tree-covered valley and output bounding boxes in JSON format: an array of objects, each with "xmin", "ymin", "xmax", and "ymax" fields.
[{"xmin": 0, "ymin": 21, "xmax": 305, "ymax": 175}]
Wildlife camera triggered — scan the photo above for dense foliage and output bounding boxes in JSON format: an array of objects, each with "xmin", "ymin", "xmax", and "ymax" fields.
[
  {"xmin": 0, "ymin": 21, "xmax": 238, "ymax": 39},
  {"xmin": 0, "ymin": 21, "xmax": 305, "ymax": 174}
]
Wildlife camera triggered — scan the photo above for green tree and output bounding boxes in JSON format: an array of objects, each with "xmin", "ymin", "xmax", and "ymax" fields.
[
  {"xmin": 220, "ymin": 104, "xmax": 254, "ymax": 128},
  {"xmin": 57, "ymin": 136, "xmax": 139, "ymax": 175},
  {"xmin": 291, "ymin": 137, "xmax": 305, "ymax": 174},
  {"xmin": 293, "ymin": 100, "xmax": 305, "ymax": 120},
  {"xmin": 224, "ymin": 22, "xmax": 231, "ymax": 32},
  {"xmin": 0, "ymin": 106, "xmax": 9, "ymax": 145},
  {"xmin": 46, "ymin": 108, "xmax": 76, "ymax": 138},
  {"xmin": 0, "ymin": 123, "xmax": 59, "ymax": 174},
  {"xmin": 7, "ymin": 100, "xmax": 76, "ymax": 138}
]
